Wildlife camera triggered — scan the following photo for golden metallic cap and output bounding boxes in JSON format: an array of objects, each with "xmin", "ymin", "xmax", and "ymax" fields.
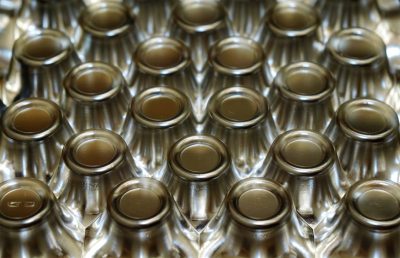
[
  {"xmin": 227, "ymin": 178, "xmax": 291, "ymax": 229},
  {"xmin": 169, "ymin": 135, "xmax": 230, "ymax": 182},
  {"xmin": 109, "ymin": 178, "xmax": 170, "ymax": 228},
  {"xmin": 2, "ymin": 98, "xmax": 62, "ymax": 141}
]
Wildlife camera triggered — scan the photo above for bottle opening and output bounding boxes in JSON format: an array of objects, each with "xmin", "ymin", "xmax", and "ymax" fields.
[
  {"xmin": 281, "ymin": 139, "xmax": 326, "ymax": 168},
  {"xmin": 0, "ymin": 188, "xmax": 43, "ymax": 220},
  {"xmin": 141, "ymin": 96, "xmax": 182, "ymax": 122},
  {"xmin": 12, "ymin": 108, "xmax": 55, "ymax": 134},
  {"xmin": 345, "ymin": 108, "xmax": 387, "ymax": 135},
  {"xmin": 271, "ymin": 8, "xmax": 316, "ymax": 32},
  {"xmin": 237, "ymin": 189, "xmax": 281, "ymax": 220},
  {"xmin": 177, "ymin": 2, "xmax": 223, "ymax": 26},
  {"xmin": 338, "ymin": 37, "xmax": 380, "ymax": 60},
  {"xmin": 216, "ymin": 46, "xmax": 260, "ymax": 69},
  {"xmin": 178, "ymin": 144, "xmax": 222, "ymax": 174},
  {"xmin": 356, "ymin": 189, "xmax": 399, "ymax": 221},
  {"xmin": 286, "ymin": 70, "xmax": 327, "ymax": 95},
  {"xmin": 118, "ymin": 189, "xmax": 162, "ymax": 220},
  {"xmin": 218, "ymin": 96, "xmax": 259, "ymax": 122},
  {"xmin": 74, "ymin": 69, "xmax": 113, "ymax": 95},
  {"xmin": 73, "ymin": 139, "xmax": 117, "ymax": 168},
  {"xmin": 141, "ymin": 46, "xmax": 183, "ymax": 70},
  {"xmin": 22, "ymin": 36, "xmax": 64, "ymax": 60},
  {"xmin": 90, "ymin": 9, "xmax": 128, "ymax": 31}
]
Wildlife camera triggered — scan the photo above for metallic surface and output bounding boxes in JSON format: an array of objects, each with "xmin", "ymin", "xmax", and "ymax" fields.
[
  {"xmin": 317, "ymin": 179, "xmax": 400, "ymax": 258},
  {"xmin": 0, "ymin": 98, "xmax": 73, "ymax": 182},
  {"xmin": 268, "ymin": 62, "xmax": 339, "ymax": 132},
  {"xmin": 200, "ymin": 178, "xmax": 314, "ymax": 258},
  {"xmin": 49, "ymin": 129, "xmax": 138, "ymax": 227},
  {"xmin": 84, "ymin": 178, "xmax": 198, "ymax": 258},
  {"xmin": 162, "ymin": 135, "xmax": 237, "ymax": 230},
  {"xmin": 62, "ymin": 62, "xmax": 131, "ymax": 132},
  {"xmin": 326, "ymin": 98, "xmax": 400, "ymax": 184},
  {"xmin": 205, "ymin": 87, "xmax": 278, "ymax": 178},
  {"xmin": 122, "ymin": 87, "xmax": 196, "ymax": 178},
  {"xmin": 3, "ymin": 28, "xmax": 80, "ymax": 105},
  {"xmin": 0, "ymin": 178, "xmax": 84, "ymax": 258}
]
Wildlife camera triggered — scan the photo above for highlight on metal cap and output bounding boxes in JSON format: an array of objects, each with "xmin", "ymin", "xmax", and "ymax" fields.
[
  {"xmin": 209, "ymin": 37, "xmax": 265, "ymax": 75},
  {"xmin": 0, "ymin": 178, "xmax": 53, "ymax": 228},
  {"xmin": 266, "ymin": 1, "xmax": 320, "ymax": 37},
  {"xmin": 134, "ymin": 37, "xmax": 191, "ymax": 75},
  {"xmin": 272, "ymin": 62, "xmax": 336, "ymax": 102},
  {"xmin": 132, "ymin": 87, "xmax": 192, "ymax": 129},
  {"xmin": 63, "ymin": 129, "xmax": 128, "ymax": 176},
  {"xmin": 208, "ymin": 87, "xmax": 268, "ymax": 128},
  {"xmin": 227, "ymin": 178, "xmax": 292, "ymax": 229},
  {"xmin": 337, "ymin": 98, "xmax": 399, "ymax": 141},
  {"xmin": 173, "ymin": 0, "xmax": 227, "ymax": 33},
  {"xmin": 345, "ymin": 179, "xmax": 400, "ymax": 229},
  {"xmin": 2, "ymin": 98, "xmax": 62, "ymax": 141},
  {"xmin": 271, "ymin": 130, "xmax": 336, "ymax": 176},
  {"xmin": 168, "ymin": 135, "xmax": 230, "ymax": 182},
  {"xmin": 327, "ymin": 28, "xmax": 386, "ymax": 66},
  {"xmin": 63, "ymin": 62, "xmax": 127, "ymax": 102},
  {"xmin": 79, "ymin": 1, "xmax": 134, "ymax": 38},
  {"xmin": 108, "ymin": 178, "xmax": 170, "ymax": 228},
  {"xmin": 14, "ymin": 29, "xmax": 74, "ymax": 66}
]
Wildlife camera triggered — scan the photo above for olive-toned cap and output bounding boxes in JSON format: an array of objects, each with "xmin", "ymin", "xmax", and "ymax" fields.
[
  {"xmin": 327, "ymin": 28, "xmax": 386, "ymax": 66},
  {"xmin": 134, "ymin": 37, "xmax": 191, "ymax": 75},
  {"xmin": 132, "ymin": 87, "xmax": 191, "ymax": 129},
  {"xmin": 209, "ymin": 87, "xmax": 268, "ymax": 129},
  {"xmin": 337, "ymin": 98, "xmax": 398, "ymax": 141},
  {"xmin": 14, "ymin": 29, "xmax": 73, "ymax": 66},
  {"xmin": 267, "ymin": 2, "xmax": 319, "ymax": 37},
  {"xmin": 346, "ymin": 179, "xmax": 400, "ymax": 229},
  {"xmin": 109, "ymin": 178, "xmax": 170, "ymax": 228},
  {"xmin": 273, "ymin": 62, "xmax": 336, "ymax": 102},
  {"xmin": 63, "ymin": 129, "xmax": 127, "ymax": 176},
  {"xmin": 272, "ymin": 130, "xmax": 335, "ymax": 176},
  {"xmin": 169, "ymin": 135, "xmax": 230, "ymax": 182},
  {"xmin": 209, "ymin": 37, "xmax": 265, "ymax": 75},
  {"xmin": 2, "ymin": 98, "xmax": 62, "ymax": 141},
  {"xmin": 0, "ymin": 178, "xmax": 54, "ymax": 228},
  {"xmin": 64, "ymin": 62, "xmax": 125, "ymax": 102},
  {"xmin": 79, "ymin": 1, "xmax": 134, "ymax": 37},
  {"xmin": 227, "ymin": 178, "xmax": 291, "ymax": 229},
  {"xmin": 173, "ymin": 0, "xmax": 226, "ymax": 33}
]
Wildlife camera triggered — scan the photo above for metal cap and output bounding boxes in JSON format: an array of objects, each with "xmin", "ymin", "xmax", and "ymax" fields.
[
  {"xmin": 79, "ymin": 2, "xmax": 134, "ymax": 38},
  {"xmin": 109, "ymin": 178, "xmax": 170, "ymax": 228},
  {"xmin": 346, "ymin": 179, "xmax": 400, "ymax": 229},
  {"xmin": 272, "ymin": 130, "xmax": 336, "ymax": 176},
  {"xmin": 208, "ymin": 87, "xmax": 267, "ymax": 129},
  {"xmin": 267, "ymin": 2, "xmax": 319, "ymax": 37},
  {"xmin": 134, "ymin": 37, "xmax": 191, "ymax": 75},
  {"xmin": 227, "ymin": 178, "xmax": 291, "ymax": 229},
  {"xmin": 173, "ymin": 0, "xmax": 226, "ymax": 33},
  {"xmin": 327, "ymin": 28, "xmax": 386, "ymax": 66},
  {"xmin": 0, "ymin": 178, "xmax": 54, "ymax": 228},
  {"xmin": 63, "ymin": 129, "xmax": 128, "ymax": 176},
  {"xmin": 273, "ymin": 62, "xmax": 336, "ymax": 102},
  {"xmin": 2, "ymin": 98, "xmax": 62, "ymax": 141},
  {"xmin": 209, "ymin": 37, "xmax": 265, "ymax": 75},
  {"xmin": 337, "ymin": 98, "xmax": 399, "ymax": 141},
  {"xmin": 132, "ymin": 87, "xmax": 191, "ymax": 129},
  {"xmin": 169, "ymin": 135, "xmax": 230, "ymax": 182},
  {"xmin": 64, "ymin": 62, "xmax": 126, "ymax": 102},
  {"xmin": 14, "ymin": 29, "xmax": 74, "ymax": 66}
]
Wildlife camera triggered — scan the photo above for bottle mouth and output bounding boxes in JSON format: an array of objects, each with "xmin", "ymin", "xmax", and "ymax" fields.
[
  {"xmin": 327, "ymin": 28, "xmax": 386, "ymax": 66},
  {"xmin": 14, "ymin": 29, "xmax": 72, "ymax": 66},
  {"xmin": 272, "ymin": 130, "xmax": 335, "ymax": 176},
  {"xmin": 132, "ymin": 87, "xmax": 191, "ymax": 128},
  {"xmin": 2, "ymin": 98, "xmax": 62, "ymax": 141},
  {"xmin": 80, "ymin": 2, "xmax": 134, "ymax": 37},
  {"xmin": 169, "ymin": 135, "xmax": 230, "ymax": 182},
  {"xmin": 109, "ymin": 178, "xmax": 170, "ymax": 228},
  {"xmin": 0, "ymin": 178, "xmax": 54, "ymax": 229},
  {"xmin": 346, "ymin": 179, "xmax": 400, "ymax": 229},
  {"xmin": 337, "ymin": 99, "xmax": 398, "ymax": 141},
  {"xmin": 209, "ymin": 87, "xmax": 267, "ymax": 128},
  {"xmin": 267, "ymin": 2, "xmax": 319, "ymax": 37},
  {"xmin": 64, "ymin": 129, "xmax": 127, "ymax": 176},
  {"xmin": 210, "ymin": 37, "xmax": 265, "ymax": 75},
  {"xmin": 63, "ymin": 62, "xmax": 125, "ymax": 102},
  {"xmin": 134, "ymin": 37, "xmax": 191, "ymax": 75},
  {"xmin": 273, "ymin": 62, "xmax": 335, "ymax": 102},
  {"xmin": 173, "ymin": 0, "xmax": 226, "ymax": 33},
  {"xmin": 227, "ymin": 178, "xmax": 291, "ymax": 229}
]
